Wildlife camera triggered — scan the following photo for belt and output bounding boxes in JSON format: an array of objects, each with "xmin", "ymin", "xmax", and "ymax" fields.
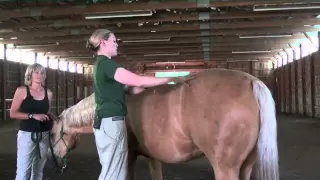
[{"xmin": 111, "ymin": 116, "xmax": 125, "ymax": 121}]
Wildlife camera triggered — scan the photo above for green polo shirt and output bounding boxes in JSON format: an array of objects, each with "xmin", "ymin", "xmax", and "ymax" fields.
[{"xmin": 93, "ymin": 55, "xmax": 127, "ymax": 118}]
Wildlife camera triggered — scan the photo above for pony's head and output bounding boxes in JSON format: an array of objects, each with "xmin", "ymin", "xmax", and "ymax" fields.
[
  {"xmin": 46, "ymin": 94, "xmax": 95, "ymax": 173},
  {"xmin": 47, "ymin": 113, "xmax": 79, "ymax": 173}
]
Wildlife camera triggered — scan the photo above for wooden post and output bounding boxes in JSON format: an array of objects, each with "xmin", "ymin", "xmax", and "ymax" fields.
[{"xmin": 1, "ymin": 44, "xmax": 7, "ymax": 122}]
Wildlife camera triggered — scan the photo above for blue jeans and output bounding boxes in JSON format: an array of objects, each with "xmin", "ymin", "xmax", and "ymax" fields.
[
  {"xmin": 15, "ymin": 130, "xmax": 49, "ymax": 180},
  {"xmin": 93, "ymin": 117, "xmax": 128, "ymax": 180}
]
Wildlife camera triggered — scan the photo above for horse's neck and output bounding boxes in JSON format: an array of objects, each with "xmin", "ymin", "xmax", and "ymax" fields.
[{"xmin": 62, "ymin": 118, "xmax": 94, "ymax": 135}]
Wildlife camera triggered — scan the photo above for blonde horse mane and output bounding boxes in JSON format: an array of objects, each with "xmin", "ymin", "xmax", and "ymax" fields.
[{"xmin": 59, "ymin": 93, "xmax": 96, "ymax": 128}]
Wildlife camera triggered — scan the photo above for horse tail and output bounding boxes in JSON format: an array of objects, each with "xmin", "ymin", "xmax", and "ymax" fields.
[{"xmin": 252, "ymin": 79, "xmax": 279, "ymax": 180}]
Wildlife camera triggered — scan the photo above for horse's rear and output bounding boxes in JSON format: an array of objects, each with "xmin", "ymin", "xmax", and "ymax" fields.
[{"xmin": 127, "ymin": 68, "xmax": 278, "ymax": 180}]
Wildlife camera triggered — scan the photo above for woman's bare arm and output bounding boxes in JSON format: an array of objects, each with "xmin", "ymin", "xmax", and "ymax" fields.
[
  {"xmin": 114, "ymin": 67, "xmax": 171, "ymax": 88},
  {"xmin": 10, "ymin": 86, "xmax": 29, "ymax": 120},
  {"xmin": 114, "ymin": 67, "xmax": 186, "ymax": 88},
  {"xmin": 124, "ymin": 85, "xmax": 146, "ymax": 95}
]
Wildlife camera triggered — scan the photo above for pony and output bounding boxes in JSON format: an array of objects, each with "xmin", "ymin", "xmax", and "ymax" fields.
[{"xmin": 48, "ymin": 68, "xmax": 279, "ymax": 180}]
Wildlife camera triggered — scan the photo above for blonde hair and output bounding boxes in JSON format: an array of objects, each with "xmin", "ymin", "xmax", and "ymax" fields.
[
  {"xmin": 86, "ymin": 29, "xmax": 113, "ymax": 53},
  {"xmin": 24, "ymin": 63, "xmax": 46, "ymax": 86}
]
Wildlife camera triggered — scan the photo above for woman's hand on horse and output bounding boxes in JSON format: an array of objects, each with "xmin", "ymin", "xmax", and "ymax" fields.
[
  {"xmin": 171, "ymin": 74, "xmax": 195, "ymax": 84},
  {"xmin": 33, "ymin": 114, "xmax": 50, "ymax": 121}
]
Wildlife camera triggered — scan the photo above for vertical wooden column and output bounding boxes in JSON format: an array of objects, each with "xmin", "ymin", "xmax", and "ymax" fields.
[
  {"xmin": 300, "ymin": 44, "xmax": 307, "ymax": 116},
  {"xmin": 1, "ymin": 44, "xmax": 7, "ymax": 122},
  {"xmin": 55, "ymin": 59, "xmax": 59, "ymax": 114},
  {"xmin": 293, "ymin": 48, "xmax": 299, "ymax": 114},
  {"xmin": 272, "ymin": 61, "xmax": 276, "ymax": 107},
  {"xmin": 18, "ymin": 53, "xmax": 22, "ymax": 86},
  {"xmin": 287, "ymin": 52, "xmax": 292, "ymax": 113},
  {"xmin": 281, "ymin": 55, "xmax": 284, "ymax": 113},
  {"xmin": 45, "ymin": 56, "xmax": 49, "ymax": 88},
  {"xmin": 34, "ymin": 52, "xmax": 37, "ymax": 63},
  {"xmin": 274, "ymin": 59, "xmax": 279, "ymax": 112},
  {"xmin": 82, "ymin": 66, "xmax": 85, "ymax": 98},
  {"xmin": 310, "ymin": 54, "xmax": 315, "ymax": 117},
  {"xmin": 284, "ymin": 53, "xmax": 288, "ymax": 113},
  {"xmin": 65, "ymin": 62, "xmax": 69, "ymax": 108},
  {"xmin": 73, "ymin": 63, "xmax": 77, "ymax": 104}
]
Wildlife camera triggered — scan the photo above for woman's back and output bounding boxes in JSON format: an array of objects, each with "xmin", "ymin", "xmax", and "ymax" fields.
[{"xmin": 93, "ymin": 55, "xmax": 127, "ymax": 118}]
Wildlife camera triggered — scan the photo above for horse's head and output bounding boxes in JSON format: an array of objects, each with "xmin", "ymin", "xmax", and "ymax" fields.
[{"xmin": 47, "ymin": 113, "xmax": 79, "ymax": 173}]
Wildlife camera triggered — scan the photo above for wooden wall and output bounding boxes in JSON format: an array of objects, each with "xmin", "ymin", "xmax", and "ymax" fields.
[
  {"xmin": 273, "ymin": 50, "xmax": 320, "ymax": 118},
  {"xmin": 220, "ymin": 61, "xmax": 273, "ymax": 88}
]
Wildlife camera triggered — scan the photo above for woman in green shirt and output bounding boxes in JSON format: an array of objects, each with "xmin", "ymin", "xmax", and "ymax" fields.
[{"xmin": 86, "ymin": 29, "xmax": 191, "ymax": 180}]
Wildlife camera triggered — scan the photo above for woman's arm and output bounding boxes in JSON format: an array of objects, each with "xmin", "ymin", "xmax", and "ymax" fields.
[
  {"xmin": 10, "ymin": 86, "xmax": 29, "ymax": 120},
  {"xmin": 47, "ymin": 89, "xmax": 53, "ymax": 114},
  {"xmin": 114, "ymin": 67, "xmax": 192, "ymax": 88},
  {"xmin": 124, "ymin": 85, "xmax": 146, "ymax": 95}
]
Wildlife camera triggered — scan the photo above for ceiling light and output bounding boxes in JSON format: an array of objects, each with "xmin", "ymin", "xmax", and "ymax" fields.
[
  {"xmin": 84, "ymin": 10, "xmax": 153, "ymax": 19},
  {"xmin": 227, "ymin": 60, "xmax": 259, "ymax": 62},
  {"xmin": 253, "ymin": 4, "xmax": 320, "ymax": 11},
  {"xmin": 144, "ymin": 53, "xmax": 180, "ymax": 57},
  {"xmin": 64, "ymin": 56, "xmax": 93, "ymax": 59},
  {"xmin": 156, "ymin": 61, "xmax": 185, "ymax": 64},
  {"xmin": 122, "ymin": 38, "xmax": 170, "ymax": 43},
  {"xmin": 232, "ymin": 50, "xmax": 271, "ymax": 53},
  {"xmin": 15, "ymin": 42, "xmax": 59, "ymax": 48},
  {"xmin": 239, "ymin": 34, "xmax": 292, "ymax": 38}
]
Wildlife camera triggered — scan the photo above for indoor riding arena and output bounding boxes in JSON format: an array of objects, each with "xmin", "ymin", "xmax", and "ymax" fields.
[{"xmin": 1, "ymin": 1, "xmax": 320, "ymax": 180}]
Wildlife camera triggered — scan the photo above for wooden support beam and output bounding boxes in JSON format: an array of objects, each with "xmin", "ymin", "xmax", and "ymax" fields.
[
  {"xmin": 294, "ymin": 50, "xmax": 299, "ymax": 114},
  {"xmin": 0, "ymin": 1, "xmax": 307, "ymax": 21},
  {"xmin": 73, "ymin": 70, "xmax": 77, "ymax": 105},
  {"xmin": 55, "ymin": 60, "xmax": 59, "ymax": 115},
  {"xmin": 65, "ymin": 62, "xmax": 69, "ymax": 108},
  {"xmin": 1, "ymin": 33, "xmax": 304, "ymax": 45},
  {"xmin": 281, "ymin": 56, "xmax": 284, "ymax": 113},
  {"xmin": 300, "ymin": 44, "xmax": 307, "ymax": 116},
  {"xmin": 249, "ymin": 61, "xmax": 253, "ymax": 75},
  {"xmin": 319, "ymin": 31, "xmax": 320, "ymax": 51},
  {"xmin": 271, "ymin": 61, "xmax": 277, "ymax": 112},
  {"xmin": 82, "ymin": 66, "xmax": 85, "ymax": 98},
  {"xmin": 2, "ymin": 10, "xmax": 320, "ymax": 30},
  {"xmin": 288, "ymin": 53, "xmax": 293, "ymax": 114},
  {"xmin": 0, "ymin": 25, "xmax": 317, "ymax": 40},
  {"xmin": 1, "ymin": 44, "xmax": 7, "ymax": 122},
  {"xmin": 45, "ymin": 56, "xmax": 49, "ymax": 87},
  {"xmin": 310, "ymin": 54, "xmax": 315, "ymax": 117}
]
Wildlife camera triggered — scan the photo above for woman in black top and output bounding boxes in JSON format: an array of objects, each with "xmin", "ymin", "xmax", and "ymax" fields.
[{"xmin": 10, "ymin": 63, "xmax": 53, "ymax": 180}]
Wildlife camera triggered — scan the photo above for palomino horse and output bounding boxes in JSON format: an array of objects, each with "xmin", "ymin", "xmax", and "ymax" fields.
[{"xmin": 48, "ymin": 68, "xmax": 279, "ymax": 180}]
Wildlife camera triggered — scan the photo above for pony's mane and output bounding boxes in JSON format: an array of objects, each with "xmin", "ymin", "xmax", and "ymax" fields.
[{"xmin": 59, "ymin": 93, "xmax": 96, "ymax": 128}]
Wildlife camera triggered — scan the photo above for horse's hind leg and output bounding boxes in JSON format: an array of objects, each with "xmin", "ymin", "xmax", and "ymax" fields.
[
  {"xmin": 204, "ymin": 151, "xmax": 241, "ymax": 180},
  {"xmin": 146, "ymin": 157, "xmax": 163, "ymax": 180},
  {"xmin": 240, "ymin": 147, "xmax": 257, "ymax": 180},
  {"xmin": 212, "ymin": 166, "xmax": 240, "ymax": 180}
]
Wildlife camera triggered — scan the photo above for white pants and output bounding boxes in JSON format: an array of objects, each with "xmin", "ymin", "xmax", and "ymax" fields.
[
  {"xmin": 93, "ymin": 117, "xmax": 128, "ymax": 180},
  {"xmin": 15, "ymin": 130, "xmax": 49, "ymax": 180}
]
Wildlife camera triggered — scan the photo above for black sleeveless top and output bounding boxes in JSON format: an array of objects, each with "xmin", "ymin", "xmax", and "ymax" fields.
[{"xmin": 19, "ymin": 86, "xmax": 52, "ymax": 132}]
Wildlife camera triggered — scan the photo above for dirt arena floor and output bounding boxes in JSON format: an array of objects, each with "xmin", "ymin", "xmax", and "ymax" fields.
[{"xmin": 0, "ymin": 113, "xmax": 319, "ymax": 180}]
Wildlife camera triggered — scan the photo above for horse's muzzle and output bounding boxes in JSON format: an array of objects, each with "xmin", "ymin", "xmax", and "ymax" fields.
[
  {"xmin": 45, "ymin": 150, "xmax": 59, "ymax": 168},
  {"xmin": 45, "ymin": 149, "xmax": 64, "ymax": 172}
]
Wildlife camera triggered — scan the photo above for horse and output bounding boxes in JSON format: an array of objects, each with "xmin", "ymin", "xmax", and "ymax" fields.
[{"xmin": 47, "ymin": 68, "xmax": 279, "ymax": 180}]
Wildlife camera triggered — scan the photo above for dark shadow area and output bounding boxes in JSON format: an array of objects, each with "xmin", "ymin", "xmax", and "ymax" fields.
[{"xmin": 0, "ymin": 114, "xmax": 320, "ymax": 180}]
